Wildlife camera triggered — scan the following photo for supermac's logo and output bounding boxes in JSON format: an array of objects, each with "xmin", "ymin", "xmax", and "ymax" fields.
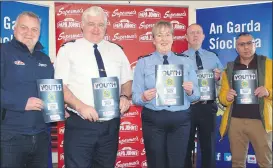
[
  {"xmin": 122, "ymin": 110, "xmax": 139, "ymax": 118},
  {"xmin": 60, "ymin": 140, "xmax": 63, "ymax": 148},
  {"xmin": 57, "ymin": 18, "xmax": 81, "ymax": 29},
  {"xmin": 171, "ymin": 20, "xmax": 186, "ymax": 30},
  {"xmin": 119, "ymin": 136, "xmax": 139, "ymax": 145},
  {"xmin": 120, "ymin": 121, "xmax": 138, "ymax": 132},
  {"xmin": 140, "ymin": 137, "xmax": 144, "ymax": 144},
  {"xmin": 103, "ymin": 9, "xmax": 110, "ymax": 17},
  {"xmin": 117, "ymin": 147, "xmax": 139, "ymax": 157},
  {"xmin": 163, "ymin": 10, "xmax": 187, "ymax": 19},
  {"xmin": 166, "ymin": 78, "xmax": 174, "ymax": 86},
  {"xmin": 48, "ymin": 92, "xmax": 56, "ymax": 102},
  {"xmin": 112, "ymin": 9, "xmax": 136, "ymax": 17},
  {"xmin": 115, "ymin": 160, "xmax": 140, "ymax": 168},
  {"xmin": 112, "ymin": 33, "xmax": 137, "ymax": 41},
  {"xmin": 139, "ymin": 21, "xmax": 155, "ymax": 30},
  {"xmin": 60, "ymin": 153, "xmax": 64, "ymax": 160},
  {"xmin": 201, "ymin": 79, "xmax": 208, "ymax": 87},
  {"xmin": 141, "ymin": 148, "xmax": 146, "ymax": 155},
  {"xmin": 57, "ymin": 7, "xmax": 84, "ymax": 16},
  {"xmin": 138, "ymin": 8, "xmax": 161, "ymax": 19},
  {"xmin": 103, "ymin": 90, "xmax": 112, "ymax": 98},
  {"xmin": 57, "ymin": 32, "xmax": 83, "ymax": 41},
  {"xmin": 59, "ymin": 126, "xmax": 65, "ymax": 134},
  {"xmin": 139, "ymin": 32, "xmax": 153, "ymax": 42},
  {"xmin": 113, "ymin": 19, "xmax": 136, "ymax": 29},
  {"xmin": 241, "ymin": 80, "xmax": 248, "ymax": 88},
  {"xmin": 173, "ymin": 35, "xmax": 186, "ymax": 41}
]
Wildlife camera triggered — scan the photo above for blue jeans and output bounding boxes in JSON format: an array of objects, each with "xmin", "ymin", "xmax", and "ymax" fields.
[{"xmin": 1, "ymin": 131, "xmax": 50, "ymax": 168}]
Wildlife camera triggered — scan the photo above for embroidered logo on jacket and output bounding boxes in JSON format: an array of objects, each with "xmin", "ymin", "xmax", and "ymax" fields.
[{"xmin": 38, "ymin": 63, "xmax": 47, "ymax": 67}]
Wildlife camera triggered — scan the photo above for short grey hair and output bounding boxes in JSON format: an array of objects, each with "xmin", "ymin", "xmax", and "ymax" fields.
[
  {"xmin": 15, "ymin": 11, "xmax": 41, "ymax": 27},
  {"xmin": 82, "ymin": 6, "xmax": 107, "ymax": 26},
  {"xmin": 152, "ymin": 20, "xmax": 174, "ymax": 37}
]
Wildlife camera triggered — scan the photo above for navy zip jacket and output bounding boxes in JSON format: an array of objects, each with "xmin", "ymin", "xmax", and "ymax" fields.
[{"xmin": 1, "ymin": 38, "xmax": 54, "ymax": 135}]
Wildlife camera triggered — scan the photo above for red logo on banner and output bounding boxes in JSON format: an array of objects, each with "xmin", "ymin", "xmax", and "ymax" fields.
[
  {"xmin": 60, "ymin": 153, "xmax": 64, "ymax": 160},
  {"xmin": 115, "ymin": 160, "xmax": 140, "ymax": 168},
  {"xmin": 59, "ymin": 126, "xmax": 65, "ymax": 134},
  {"xmin": 122, "ymin": 110, "xmax": 139, "ymax": 118},
  {"xmin": 139, "ymin": 32, "xmax": 153, "ymax": 42},
  {"xmin": 117, "ymin": 147, "xmax": 139, "ymax": 157},
  {"xmin": 120, "ymin": 121, "xmax": 138, "ymax": 132},
  {"xmin": 141, "ymin": 148, "xmax": 146, "ymax": 155},
  {"xmin": 163, "ymin": 10, "xmax": 187, "ymax": 19},
  {"xmin": 57, "ymin": 32, "xmax": 83, "ymax": 41},
  {"xmin": 112, "ymin": 33, "xmax": 137, "ymax": 41},
  {"xmin": 139, "ymin": 21, "xmax": 155, "ymax": 30},
  {"xmin": 138, "ymin": 8, "xmax": 161, "ymax": 19},
  {"xmin": 141, "ymin": 160, "xmax": 147, "ymax": 167},
  {"xmin": 119, "ymin": 136, "xmax": 139, "ymax": 145},
  {"xmin": 57, "ymin": 7, "xmax": 84, "ymax": 16},
  {"xmin": 113, "ymin": 19, "xmax": 136, "ymax": 29},
  {"xmin": 171, "ymin": 20, "xmax": 186, "ymax": 30},
  {"xmin": 57, "ymin": 18, "xmax": 81, "ymax": 29},
  {"xmin": 112, "ymin": 9, "xmax": 137, "ymax": 17}
]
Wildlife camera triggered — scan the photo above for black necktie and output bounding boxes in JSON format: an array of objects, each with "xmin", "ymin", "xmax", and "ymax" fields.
[
  {"xmin": 163, "ymin": 55, "xmax": 169, "ymax": 65},
  {"xmin": 195, "ymin": 51, "xmax": 203, "ymax": 70},
  {"xmin": 93, "ymin": 44, "xmax": 107, "ymax": 77}
]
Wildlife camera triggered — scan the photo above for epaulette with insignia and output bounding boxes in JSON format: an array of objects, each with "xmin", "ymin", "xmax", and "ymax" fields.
[
  {"xmin": 61, "ymin": 39, "xmax": 76, "ymax": 47},
  {"xmin": 138, "ymin": 53, "xmax": 152, "ymax": 60},
  {"xmin": 109, "ymin": 41, "xmax": 123, "ymax": 50},
  {"xmin": 204, "ymin": 49, "xmax": 218, "ymax": 56},
  {"xmin": 174, "ymin": 52, "xmax": 189, "ymax": 57}
]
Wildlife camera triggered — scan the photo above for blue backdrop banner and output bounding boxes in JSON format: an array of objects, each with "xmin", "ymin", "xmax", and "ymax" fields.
[
  {"xmin": 196, "ymin": 2, "xmax": 272, "ymax": 168},
  {"xmin": 0, "ymin": 1, "xmax": 52, "ymax": 168}
]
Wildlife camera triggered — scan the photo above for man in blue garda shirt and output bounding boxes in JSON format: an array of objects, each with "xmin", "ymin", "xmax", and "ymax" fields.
[
  {"xmin": 132, "ymin": 21, "xmax": 200, "ymax": 168},
  {"xmin": 183, "ymin": 23, "xmax": 223, "ymax": 168}
]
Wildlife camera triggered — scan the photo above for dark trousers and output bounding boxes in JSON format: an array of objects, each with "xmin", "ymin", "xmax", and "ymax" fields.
[
  {"xmin": 142, "ymin": 107, "xmax": 191, "ymax": 168},
  {"xmin": 184, "ymin": 103, "xmax": 217, "ymax": 168},
  {"xmin": 64, "ymin": 114, "xmax": 120, "ymax": 168},
  {"xmin": 0, "ymin": 131, "xmax": 50, "ymax": 168}
]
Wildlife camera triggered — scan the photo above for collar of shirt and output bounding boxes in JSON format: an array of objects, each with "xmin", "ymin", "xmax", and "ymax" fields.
[
  {"xmin": 154, "ymin": 50, "xmax": 173, "ymax": 62},
  {"xmin": 187, "ymin": 47, "xmax": 204, "ymax": 58},
  {"xmin": 11, "ymin": 36, "xmax": 44, "ymax": 53}
]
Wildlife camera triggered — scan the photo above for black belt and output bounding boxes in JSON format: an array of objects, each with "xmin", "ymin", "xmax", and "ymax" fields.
[{"xmin": 194, "ymin": 100, "xmax": 215, "ymax": 105}]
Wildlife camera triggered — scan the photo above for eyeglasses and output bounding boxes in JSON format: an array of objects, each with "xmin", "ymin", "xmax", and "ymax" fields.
[{"xmin": 237, "ymin": 41, "xmax": 255, "ymax": 47}]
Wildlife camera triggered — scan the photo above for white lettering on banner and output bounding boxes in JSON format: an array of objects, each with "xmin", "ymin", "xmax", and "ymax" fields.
[
  {"xmin": 60, "ymin": 153, "xmax": 64, "ymax": 160},
  {"xmin": 140, "ymin": 137, "xmax": 144, "ymax": 144},
  {"xmin": 209, "ymin": 37, "xmax": 261, "ymax": 50},
  {"xmin": 227, "ymin": 20, "xmax": 261, "ymax": 33},
  {"xmin": 139, "ymin": 21, "xmax": 155, "ymax": 30},
  {"xmin": 171, "ymin": 20, "xmax": 186, "ymax": 30},
  {"xmin": 163, "ymin": 11, "xmax": 187, "ymax": 19},
  {"xmin": 120, "ymin": 121, "xmax": 138, "ymax": 132},
  {"xmin": 122, "ymin": 111, "xmax": 139, "ymax": 118},
  {"xmin": 138, "ymin": 8, "xmax": 161, "ymax": 19},
  {"xmin": 173, "ymin": 35, "xmax": 186, "ymax": 41},
  {"xmin": 0, "ymin": 34, "xmax": 13, "ymax": 43},
  {"xmin": 141, "ymin": 148, "xmax": 146, "ymax": 155},
  {"xmin": 58, "ymin": 32, "xmax": 83, "ymax": 41},
  {"xmin": 115, "ymin": 160, "xmax": 140, "ymax": 168},
  {"xmin": 112, "ymin": 9, "xmax": 137, "ymax": 17},
  {"xmin": 117, "ymin": 147, "xmax": 139, "ymax": 157},
  {"xmin": 3, "ymin": 16, "xmax": 15, "ymax": 30},
  {"xmin": 139, "ymin": 32, "xmax": 153, "ymax": 42},
  {"xmin": 59, "ymin": 126, "xmax": 65, "ymax": 134},
  {"xmin": 113, "ymin": 19, "xmax": 136, "ymax": 29},
  {"xmin": 60, "ymin": 140, "xmax": 64, "ymax": 148},
  {"xmin": 141, "ymin": 160, "xmax": 147, "ymax": 167},
  {"xmin": 103, "ymin": 9, "xmax": 110, "ymax": 17},
  {"xmin": 57, "ymin": 7, "xmax": 84, "ymax": 16},
  {"xmin": 112, "ymin": 33, "xmax": 137, "ymax": 41},
  {"xmin": 119, "ymin": 136, "xmax": 139, "ymax": 145},
  {"xmin": 57, "ymin": 18, "xmax": 81, "ymax": 29}
]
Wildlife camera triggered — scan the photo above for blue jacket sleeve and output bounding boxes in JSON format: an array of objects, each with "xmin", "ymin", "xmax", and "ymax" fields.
[
  {"xmin": 132, "ymin": 58, "xmax": 148, "ymax": 106},
  {"xmin": 1, "ymin": 46, "xmax": 27, "ymax": 112}
]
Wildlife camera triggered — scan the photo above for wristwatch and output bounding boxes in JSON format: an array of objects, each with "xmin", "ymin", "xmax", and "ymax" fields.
[{"xmin": 120, "ymin": 94, "xmax": 129, "ymax": 100}]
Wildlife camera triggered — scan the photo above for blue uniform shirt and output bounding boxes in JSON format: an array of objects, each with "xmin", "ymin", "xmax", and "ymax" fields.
[
  {"xmin": 183, "ymin": 48, "xmax": 224, "ymax": 71},
  {"xmin": 132, "ymin": 51, "xmax": 200, "ymax": 112},
  {"xmin": 1, "ymin": 38, "xmax": 54, "ymax": 135}
]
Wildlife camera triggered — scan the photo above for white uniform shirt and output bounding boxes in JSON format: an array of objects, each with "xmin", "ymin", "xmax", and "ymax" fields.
[{"xmin": 54, "ymin": 38, "xmax": 132, "ymax": 106}]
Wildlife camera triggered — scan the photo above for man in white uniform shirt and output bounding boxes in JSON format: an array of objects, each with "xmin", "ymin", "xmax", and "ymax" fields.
[{"xmin": 54, "ymin": 6, "xmax": 132, "ymax": 168}]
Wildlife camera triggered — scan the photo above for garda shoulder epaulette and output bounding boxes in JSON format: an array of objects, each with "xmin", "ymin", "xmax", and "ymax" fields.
[
  {"xmin": 174, "ymin": 52, "xmax": 189, "ymax": 57},
  {"xmin": 61, "ymin": 39, "xmax": 76, "ymax": 47},
  {"xmin": 138, "ymin": 53, "xmax": 152, "ymax": 60},
  {"xmin": 109, "ymin": 41, "xmax": 123, "ymax": 50}
]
